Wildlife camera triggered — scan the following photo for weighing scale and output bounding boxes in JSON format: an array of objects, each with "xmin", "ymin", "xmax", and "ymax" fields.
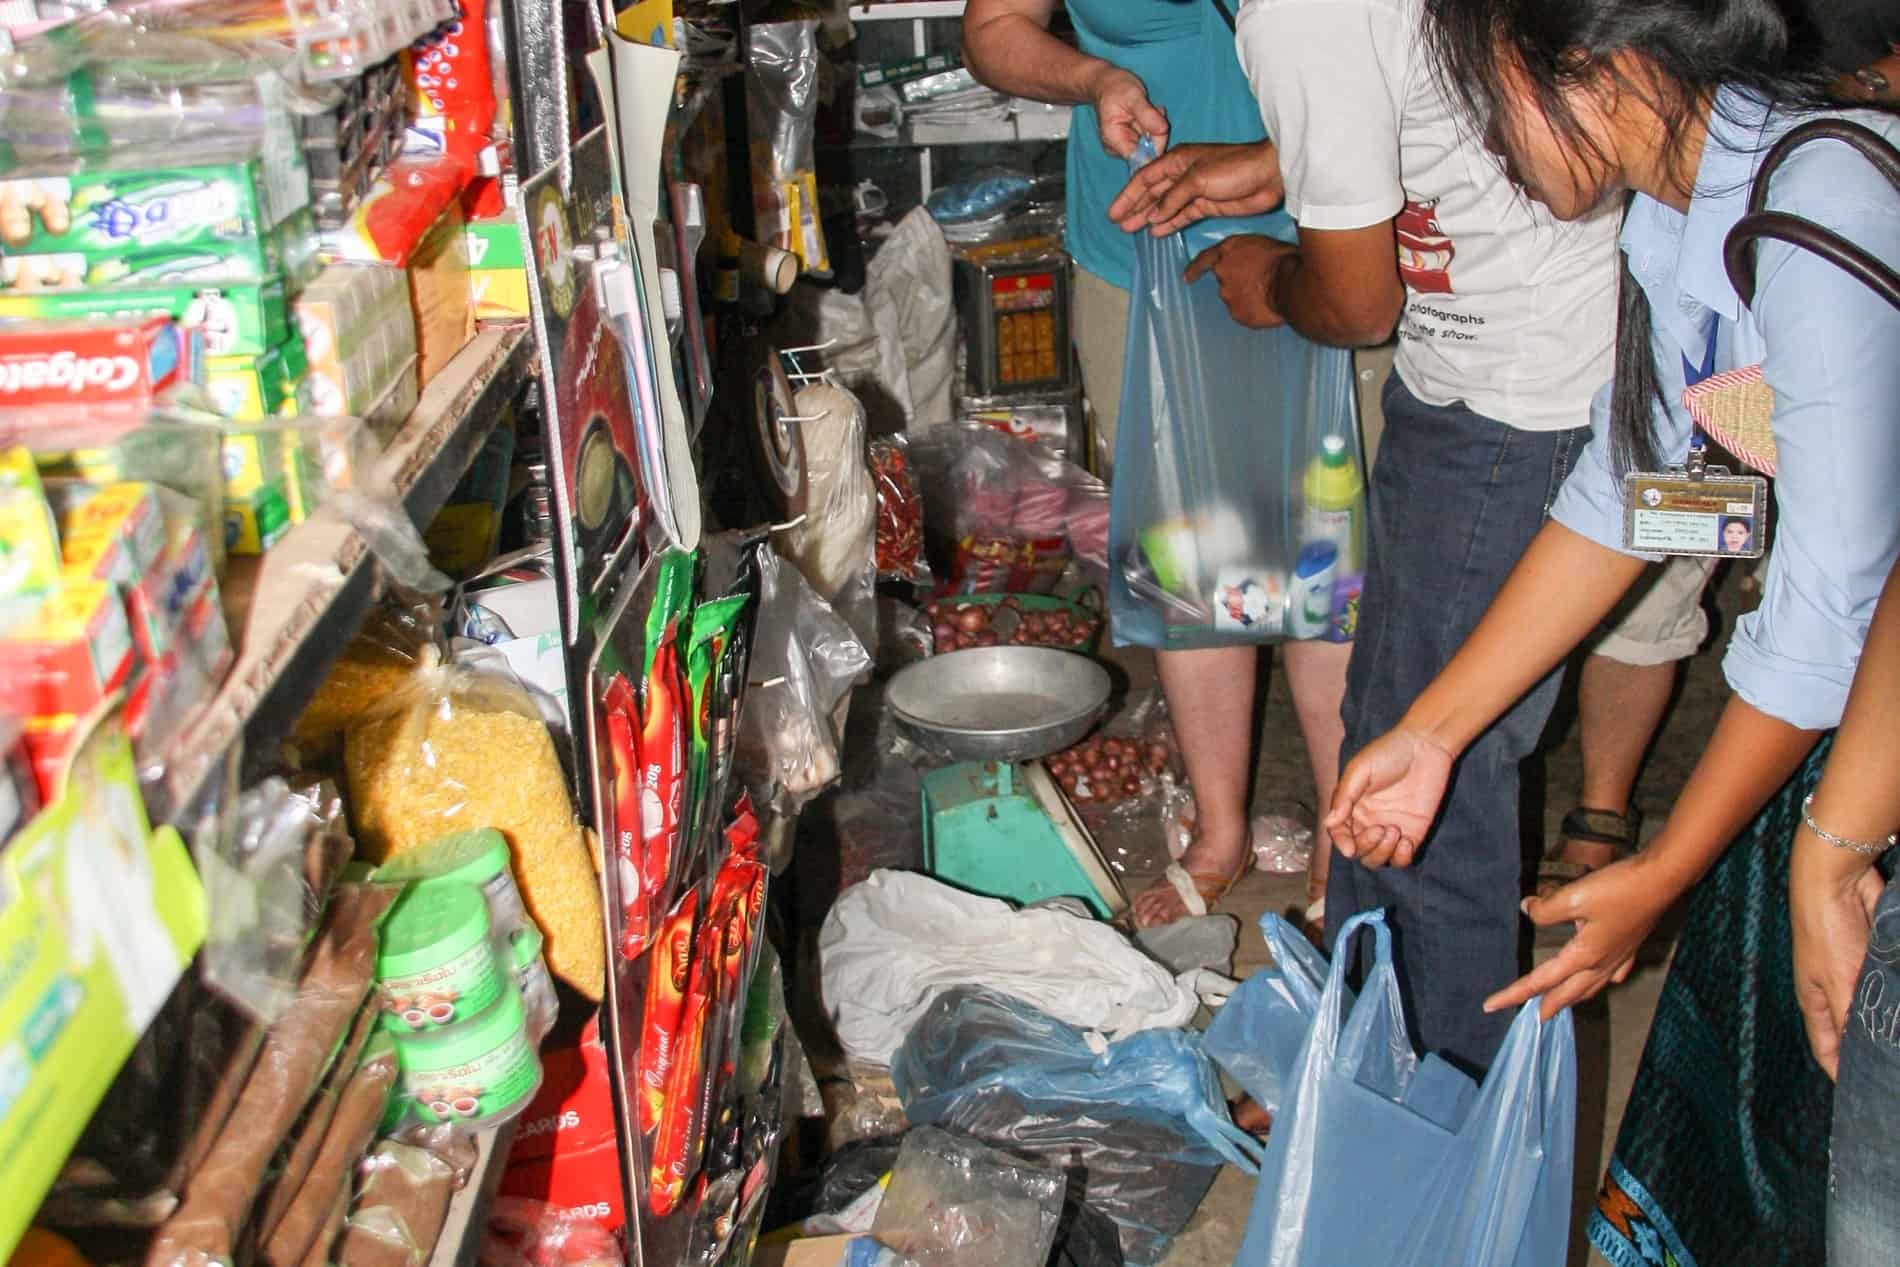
[
  {"xmin": 920, "ymin": 760, "xmax": 1126, "ymax": 919},
  {"xmin": 887, "ymin": 647, "xmax": 1127, "ymax": 919}
]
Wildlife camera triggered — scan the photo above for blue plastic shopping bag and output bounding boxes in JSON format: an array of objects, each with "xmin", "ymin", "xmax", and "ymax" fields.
[
  {"xmin": 1202, "ymin": 912, "xmax": 1332, "ymax": 1118},
  {"xmin": 1236, "ymin": 911, "xmax": 1577, "ymax": 1267},
  {"xmin": 892, "ymin": 986, "xmax": 1263, "ymax": 1266},
  {"xmin": 1109, "ymin": 142, "xmax": 1363, "ymax": 651}
]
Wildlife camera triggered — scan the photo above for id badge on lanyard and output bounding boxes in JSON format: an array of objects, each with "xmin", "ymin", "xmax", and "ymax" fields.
[{"xmin": 1622, "ymin": 320, "xmax": 1768, "ymax": 560}]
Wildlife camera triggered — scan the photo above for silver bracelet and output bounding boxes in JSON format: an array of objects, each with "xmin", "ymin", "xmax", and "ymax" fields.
[{"xmin": 1801, "ymin": 794, "xmax": 1897, "ymax": 857}]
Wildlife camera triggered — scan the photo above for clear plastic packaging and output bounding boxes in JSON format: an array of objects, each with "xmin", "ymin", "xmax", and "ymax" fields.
[
  {"xmin": 344, "ymin": 647, "xmax": 604, "ymax": 1001},
  {"xmin": 870, "ymin": 435, "xmax": 926, "ymax": 584},
  {"xmin": 775, "ymin": 380, "xmax": 876, "ymax": 651},
  {"xmin": 909, "ymin": 421, "xmax": 1109, "ymax": 595},
  {"xmin": 1109, "ymin": 142, "xmax": 1363, "ymax": 651},
  {"xmin": 892, "ymin": 988, "xmax": 1263, "ymax": 1267},
  {"xmin": 744, "ymin": 19, "xmax": 829, "ymax": 276},
  {"xmin": 478, "ymin": 1198, "xmax": 621, "ymax": 1267},
  {"xmin": 193, "ymin": 772, "xmax": 354, "ymax": 1024},
  {"xmin": 871, "ymin": 1126, "xmax": 1064, "ymax": 1267},
  {"xmin": 259, "ymin": 1034, "xmax": 401, "ymax": 1267},
  {"xmin": 148, "ymin": 884, "xmax": 400, "ymax": 1267},
  {"xmin": 338, "ymin": 1143, "xmax": 462, "ymax": 1267},
  {"xmin": 0, "ymin": 414, "xmax": 225, "ymax": 576},
  {"xmin": 733, "ymin": 546, "xmax": 871, "ymax": 816}
]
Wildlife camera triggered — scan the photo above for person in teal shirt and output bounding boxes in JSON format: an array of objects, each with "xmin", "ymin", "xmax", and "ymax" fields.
[{"xmin": 964, "ymin": 0, "xmax": 1352, "ymax": 933}]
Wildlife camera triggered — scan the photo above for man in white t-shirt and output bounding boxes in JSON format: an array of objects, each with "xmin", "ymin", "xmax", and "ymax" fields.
[{"xmin": 1112, "ymin": 0, "xmax": 1618, "ymax": 1071}]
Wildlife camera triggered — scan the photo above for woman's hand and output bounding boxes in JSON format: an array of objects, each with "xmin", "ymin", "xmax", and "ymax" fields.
[
  {"xmin": 1107, "ymin": 141, "xmax": 1284, "ymax": 234},
  {"xmin": 1086, "ymin": 65, "xmax": 1168, "ymax": 159},
  {"xmin": 1791, "ymin": 829, "xmax": 1885, "ymax": 1079},
  {"xmin": 1485, "ymin": 855, "xmax": 1678, "ymax": 1020},
  {"xmin": 1323, "ymin": 726, "xmax": 1456, "ymax": 869}
]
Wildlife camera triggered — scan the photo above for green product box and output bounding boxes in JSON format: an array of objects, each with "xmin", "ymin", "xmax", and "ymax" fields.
[
  {"xmin": 207, "ymin": 332, "xmax": 307, "ymax": 419},
  {"xmin": 225, "ymin": 482, "xmax": 291, "ymax": 554},
  {"xmin": 0, "ymin": 727, "xmax": 206, "ymax": 1261},
  {"xmin": 0, "ymin": 277, "xmax": 291, "ymax": 357},
  {"xmin": 464, "ymin": 216, "xmax": 526, "ymax": 271},
  {"xmin": 0, "ymin": 153, "xmax": 312, "ymax": 291}
]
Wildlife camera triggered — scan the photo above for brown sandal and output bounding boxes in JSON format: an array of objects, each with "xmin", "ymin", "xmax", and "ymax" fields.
[
  {"xmin": 1133, "ymin": 857, "xmax": 1250, "ymax": 928},
  {"xmin": 1537, "ymin": 807, "xmax": 1639, "ymax": 896}
]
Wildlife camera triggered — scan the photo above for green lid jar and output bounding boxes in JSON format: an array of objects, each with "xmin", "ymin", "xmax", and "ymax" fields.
[
  {"xmin": 395, "ymin": 983, "xmax": 542, "ymax": 1128},
  {"xmin": 377, "ymin": 882, "xmax": 504, "ymax": 1032},
  {"xmin": 512, "ymin": 925, "xmax": 558, "ymax": 1039},
  {"xmin": 375, "ymin": 828, "xmax": 529, "ymax": 938}
]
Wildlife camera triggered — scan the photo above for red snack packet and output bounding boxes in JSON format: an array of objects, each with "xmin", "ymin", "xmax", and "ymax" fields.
[{"xmin": 636, "ymin": 890, "xmax": 697, "ymax": 1137}]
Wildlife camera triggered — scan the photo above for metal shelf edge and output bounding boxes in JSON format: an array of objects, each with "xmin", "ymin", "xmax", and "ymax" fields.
[
  {"xmin": 151, "ymin": 325, "xmax": 534, "ymax": 825},
  {"xmin": 847, "ymin": 1, "xmax": 966, "ymax": 20}
]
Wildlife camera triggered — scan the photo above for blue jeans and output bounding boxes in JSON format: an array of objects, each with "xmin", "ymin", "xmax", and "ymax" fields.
[
  {"xmin": 1830, "ymin": 874, "xmax": 1900, "ymax": 1265},
  {"xmin": 1328, "ymin": 374, "xmax": 1587, "ymax": 1074}
]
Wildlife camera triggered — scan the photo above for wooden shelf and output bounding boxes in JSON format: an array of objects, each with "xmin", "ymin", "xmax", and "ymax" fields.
[
  {"xmin": 428, "ymin": 1123, "xmax": 518, "ymax": 1267},
  {"xmin": 148, "ymin": 324, "xmax": 535, "ymax": 825}
]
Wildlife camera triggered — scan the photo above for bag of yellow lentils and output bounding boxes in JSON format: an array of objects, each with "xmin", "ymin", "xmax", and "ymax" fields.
[{"xmin": 343, "ymin": 648, "xmax": 604, "ymax": 1000}]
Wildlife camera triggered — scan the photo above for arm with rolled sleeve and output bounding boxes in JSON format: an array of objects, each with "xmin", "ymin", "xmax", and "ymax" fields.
[
  {"xmin": 1232, "ymin": 0, "xmax": 1408, "ymax": 229},
  {"xmin": 1726, "ymin": 199, "xmax": 1900, "ymax": 730}
]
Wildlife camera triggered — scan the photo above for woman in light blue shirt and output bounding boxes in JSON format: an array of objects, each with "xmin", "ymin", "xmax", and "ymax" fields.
[{"xmin": 1320, "ymin": 0, "xmax": 1900, "ymax": 1260}]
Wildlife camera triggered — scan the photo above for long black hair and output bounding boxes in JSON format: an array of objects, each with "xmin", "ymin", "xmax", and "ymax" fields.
[{"xmin": 1422, "ymin": 0, "xmax": 1868, "ymax": 474}]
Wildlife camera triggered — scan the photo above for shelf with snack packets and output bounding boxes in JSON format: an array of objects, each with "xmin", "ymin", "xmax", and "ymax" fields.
[{"xmin": 146, "ymin": 325, "xmax": 533, "ymax": 826}]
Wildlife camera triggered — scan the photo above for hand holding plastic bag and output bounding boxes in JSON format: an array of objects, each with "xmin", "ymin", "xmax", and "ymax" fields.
[{"xmin": 1109, "ymin": 142, "xmax": 1363, "ymax": 650}]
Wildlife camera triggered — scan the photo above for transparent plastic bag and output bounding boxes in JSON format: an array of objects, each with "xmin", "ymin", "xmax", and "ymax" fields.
[
  {"xmin": 892, "ymin": 988, "xmax": 1262, "ymax": 1267},
  {"xmin": 148, "ymin": 884, "xmax": 399, "ymax": 1267},
  {"xmin": 745, "ymin": 18, "xmax": 829, "ymax": 276},
  {"xmin": 1201, "ymin": 912, "xmax": 1331, "ymax": 1122},
  {"xmin": 193, "ymin": 772, "xmax": 354, "ymax": 1024},
  {"xmin": 870, "ymin": 435, "xmax": 926, "ymax": 584},
  {"xmin": 291, "ymin": 594, "xmax": 443, "ymax": 765},
  {"xmin": 776, "ymin": 380, "xmax": 876, "ymax": 649},
  {"xmin": 909, "ymin": 421, "xmax": 1109, "ymax": 595},
  {"xmin": 871, "ymin": 1126, "xmax": 1063, "ymax": 1267},
  {"xmin": 1, "ymin": 413, "xmax": 225, "ymax": 574},
  {"xmin": 221, "ymin": 413, "xmax": 450, "ymax": 591},
  {"xmin": 338, "ymin": 1143, "xmax": 462, "ymax": 1267},
  {"xmin": 344, "ymin": 647, "xmax": 604, "ymax": 1001},
  {"xmin": 736, "ymin": 546, "xmax": 871, "ymax": 816},
  {"xmin": 479, "ymin": 1198, "xmax": 620, "ymax": 1267},
  {"xmin": 1108, "ymin": 142, "xmax": 1362, "ymax": 650}
]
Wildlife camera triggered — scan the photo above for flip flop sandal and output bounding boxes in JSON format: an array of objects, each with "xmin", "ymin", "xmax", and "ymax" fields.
[{"xmin": 1141, "ymin": 857, "xmax": 1250, "ymax": 923}]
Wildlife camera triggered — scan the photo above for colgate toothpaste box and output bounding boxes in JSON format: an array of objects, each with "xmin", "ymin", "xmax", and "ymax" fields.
[
  {"xmin": 500, "ymin": 1015, "xmax": 626, "ymax": 1235},
  {"xmin": 0, "ymin": 316, "xmax": 184, "ymax": 409}
]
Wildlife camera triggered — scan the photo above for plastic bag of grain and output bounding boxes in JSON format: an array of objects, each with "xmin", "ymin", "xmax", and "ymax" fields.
[
  {"xmin": 293, "ymin": 600, "xmax": 441, "ymax": 764},
  {"xmin": 344, "ymin": 648, "xmax": 604, "ymax": 1000}
]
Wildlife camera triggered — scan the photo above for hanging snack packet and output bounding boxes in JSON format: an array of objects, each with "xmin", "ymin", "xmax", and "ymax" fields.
[
  {"xmin": 637, "ymin": 890, "xmax": 698, "ymax": 1137},
  {"xmin": 681, "ymin": 595, "xmax": 745, "ymax": 868},
  {"xmin": 625, "ymin": 550, "xmax": 693, "ymax": 960},
  {"xmin": 648, "ymin": 909, "xmax": 719, "ymax": 1217}
]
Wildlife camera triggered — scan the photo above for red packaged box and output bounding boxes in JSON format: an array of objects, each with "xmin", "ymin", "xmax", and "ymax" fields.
[
  {"xmin": 500, "ymin": 1017, "xmax": 626, "ymax": 1234},
  {"xmin": 0, "ymin": 580, "xmax": 136, "ymax": 717},
  {"xmin": 0, "ymin": 316, "xmax": 185, "ymax": 409}
]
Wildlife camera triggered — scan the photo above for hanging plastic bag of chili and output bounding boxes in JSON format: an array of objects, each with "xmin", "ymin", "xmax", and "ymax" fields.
[{"xmin": 869, "ymin": 435, "xmax": 929, "ymax": 585}]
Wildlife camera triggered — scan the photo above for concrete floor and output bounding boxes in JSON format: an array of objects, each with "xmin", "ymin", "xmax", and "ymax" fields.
[{"xmin": 1121, "ymin": 568, "xmax": 1748, "ymax": 1267}]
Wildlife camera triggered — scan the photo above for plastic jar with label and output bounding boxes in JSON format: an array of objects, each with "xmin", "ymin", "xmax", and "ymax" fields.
[
  {"xmin": 512, "ymin": 923, "xmax": 558, "ymax": 1040},
  {"xmin": 395, "ymin": 982, "xmax": 542, "ymax": 1128},
  {"xmin": 377, "ymin": 881, "xmax": 505, "ymax": 1032},
  {"xmin": 373, "ymin": 827, "xmax": 530, "ymax": 939}
]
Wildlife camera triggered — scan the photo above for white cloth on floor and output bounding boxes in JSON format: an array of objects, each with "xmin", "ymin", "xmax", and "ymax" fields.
[{"xmin": 820, "ymin": 869, "xmax": 1203, "ymax": 1067}]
